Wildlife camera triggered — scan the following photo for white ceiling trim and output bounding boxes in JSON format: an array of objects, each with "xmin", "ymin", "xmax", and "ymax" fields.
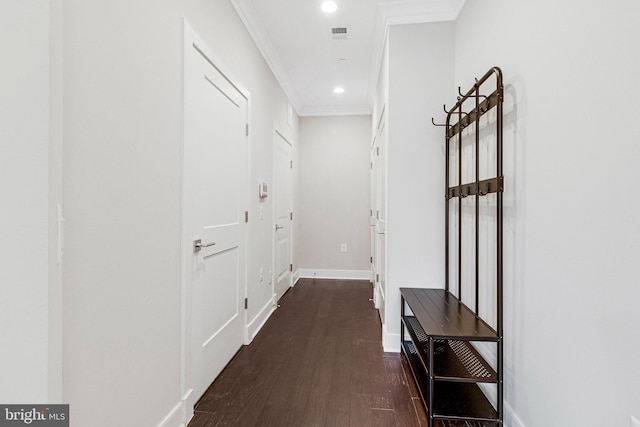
[
  {"xmin": 229, "ymin": 0, "xmax": 303, "ymax": 114},
  {"xmin": 379, "ymin": 0, "xmax": 466, "ymax": 23},
  {"xmin": 298, "ymin": 103, "xmax": 373, "ymax": 117}
]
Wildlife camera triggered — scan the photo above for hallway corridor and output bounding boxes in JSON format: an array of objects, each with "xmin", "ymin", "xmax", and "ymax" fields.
[{"xmin": 188, "ymin": 279, "xmax": 426, "ymax": 426}]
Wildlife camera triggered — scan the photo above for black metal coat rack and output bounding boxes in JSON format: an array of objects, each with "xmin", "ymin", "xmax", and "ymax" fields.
[{"xmin": 400, "ymin": 66, "xmax": 504, "ymax": 426}]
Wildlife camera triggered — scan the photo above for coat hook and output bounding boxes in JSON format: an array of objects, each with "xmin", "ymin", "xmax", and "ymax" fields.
[
  {"xmin": 458, "ymin": 86, "xmax": 465, "ymax": 97},
  {"xmin": 431, "ymin": 117, "xmax": 447, "ymax": 127},
  {"xmin": 443, "ymin": 104, "xmax": 452, "ymax": 114}
]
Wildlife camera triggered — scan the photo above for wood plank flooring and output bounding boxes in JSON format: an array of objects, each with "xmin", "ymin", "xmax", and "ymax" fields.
[{"xmin": 188, "ymin": 278, "xmax": 427, "ymax": 427}]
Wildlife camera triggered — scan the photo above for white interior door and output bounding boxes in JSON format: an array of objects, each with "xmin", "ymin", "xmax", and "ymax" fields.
[
  {"xmin": 273, "ymin": 131, "xmax": 292, "ymax": 302},
  {"xmin": 374, "ymin": 110, "xmax": 386, "ymax": 320},
  {"xmin": 370, "ymin": 138, "xmax": 378, "ymax": 301},
  {"xmin": 183, "ymin": 28, "xmax": 248, "ymax": 404}
]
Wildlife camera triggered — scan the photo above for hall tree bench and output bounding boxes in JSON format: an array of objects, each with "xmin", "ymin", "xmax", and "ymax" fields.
[{"xmin": 401, "ymin": 67, "xmax": 505, "ymax": 427}]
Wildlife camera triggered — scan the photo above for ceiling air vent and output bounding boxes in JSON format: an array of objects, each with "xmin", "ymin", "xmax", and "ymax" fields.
[{"xmin": 330, "ymin": 26, "xmax": 349, "ymax": 41}]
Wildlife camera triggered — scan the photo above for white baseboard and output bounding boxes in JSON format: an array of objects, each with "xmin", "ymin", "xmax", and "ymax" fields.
[
  {"xmin": 293, "ymin": 269, "xmax": 301, "ymax": 285},
  {"xmin": 246, "ymin": 297, "xmax": 275, "ymax": 343},
  {"xmin": 157, "ymin": 399, "xmax": 187, "ymax": 427},
  {"xmin": 297, "ymin": 269, "xmax": 371, "ymax": 281},
  {"xmin": 505, "ymin": 400, "xmax": 526, "ymax": 427},
  {"xmin": 475, "ymin": 384, "xmax": 525, "ymax": 427},
  {"xmin": 382, "ymin": 323, "xmax": 400, "ymax": 353},
  {"xmin": 182, "ymin": 388, "xmax": 194, "ymax": 424}
]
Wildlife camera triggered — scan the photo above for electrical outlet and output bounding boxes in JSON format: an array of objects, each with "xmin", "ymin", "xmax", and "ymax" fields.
[
  {"xmin": 631, "ymin": 416, "xmax": 640, "ymax": 427},
  {"xmin": 340, "ymin": 243, "xmax": 347, "ymax": 252}
]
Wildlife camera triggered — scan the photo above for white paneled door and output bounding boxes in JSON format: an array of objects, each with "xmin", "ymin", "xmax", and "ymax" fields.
[
  {"xmin": 372, "ymin": 107, "xmax": 386, "ymax": 320},
  {"xmin": 273, "ymin": 131, "xmax": 292, "ymax": 302},
  {"xmin": 183, "ymin": 25, "xmax": 248, "ymax": 406},
  {"xmin": 370, "ymin": 138, "xmax": 378, "ymax": 303}
]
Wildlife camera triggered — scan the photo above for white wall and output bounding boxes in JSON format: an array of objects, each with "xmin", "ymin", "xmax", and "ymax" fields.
[
  {"xmin": 0, "ymin": 0, "xmax": 62, "ymax": 403},
  {"xmin": 381, "ymin": 22, "xmax": 455, "ymax": 350},
  {"xmin": 298, "ymin": 115, "xmax": 371, "ymax": 278},
  {"xmin": 455, "ymin": 1, "xmax": 640, "ymax": 426},
  {"xmin": 62, "ymin": 1, "xmax": 296, "ymax": 426},
  {"xmin": 48, "ymin": 0, "xmax": 64, "ymax": 403}
]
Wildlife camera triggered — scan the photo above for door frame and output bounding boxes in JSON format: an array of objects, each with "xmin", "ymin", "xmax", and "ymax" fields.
[
  {"xmin": 370, "ymin": 136, "xmax": 377, "ymax": 296},
  {"xmin": 271, "ymin": 126, "xmax": 293, "ymax": 305},
  {"xmin": 180, "ymin": 20, "xmax": 252, "ymax": 422}
]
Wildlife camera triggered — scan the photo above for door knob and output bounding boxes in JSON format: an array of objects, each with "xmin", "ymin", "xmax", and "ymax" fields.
[{"xmin": 193, "ymin": 238, "xmax": 216, "ymax": 252}]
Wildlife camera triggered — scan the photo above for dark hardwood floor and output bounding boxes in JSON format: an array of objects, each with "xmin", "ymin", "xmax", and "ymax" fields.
[{"xmin": 188, "ymin": 278, "xmax": 427, "ymax": 427}]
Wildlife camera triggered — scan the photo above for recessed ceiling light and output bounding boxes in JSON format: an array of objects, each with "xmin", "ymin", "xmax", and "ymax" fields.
[
  {"xmin": 321, "ymin": 1, "xmax": 337, "ymax": 13},
  {"xmin": 334, "ymin": 87, "xmax": 345, "ymax": 94}
]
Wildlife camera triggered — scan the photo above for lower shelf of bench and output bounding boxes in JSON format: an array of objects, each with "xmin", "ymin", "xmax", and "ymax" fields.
[
  {"xmin": 402, "ymin": 316, "xmax": 497, "ymax": 382},
  {"xmin": 402, "ymin": 340, "xmax": 499, "ymax": 426}
]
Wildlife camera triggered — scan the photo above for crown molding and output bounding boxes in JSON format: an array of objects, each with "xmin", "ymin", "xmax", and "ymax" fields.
[
  {"xmin": 379, "ymin": 0, "xmax": 466, "ymax": 24},
  {"xmin": 229, "ymin": 0, "xmax": 303, "ymax": 114},
  {"xmin": 298, "ymin": 104, "xmax": 372, "ymax": 117}
]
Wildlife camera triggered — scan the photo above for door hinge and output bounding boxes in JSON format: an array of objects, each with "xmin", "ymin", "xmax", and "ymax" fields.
[
  {"xmin": 289, "ymin": 264, "xmax": 293, "ymax": 272},
  {"xmin": 290, "ymin": 212, "xmax": 293, "ymax": 221},
  {"xmin": 370, "ymin": 256, "xmax": 373, "ymax": 263},
  {"xmin": 244, "ymin": 298, "xmax": 248, "ymax": 309},
  {"xmin": 245, "ymin": 211, "xmax": 249, "ymax": 223},
  {"xmin": 376, "ymin": 273, "xmax": 379, "ymax": 283},
  {"xmin": 376, "ymin": 146, "xmax": 380, "ymax": 156},
  {"xmin": 370, "ymin": 161, "xmax": 373, "ymax": 170},
  {"xmin": 290, "ymin": 160, "xmax": 293, "ymax": 169},
  {"xmin": 245, "ymin": 124, "xmax": 249, "ymax": 136}
]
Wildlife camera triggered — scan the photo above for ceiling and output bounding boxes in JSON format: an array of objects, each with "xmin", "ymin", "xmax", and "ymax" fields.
[{"xmin": 230, "ymin": 0, "xmax": 465, "ymax": 116}]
